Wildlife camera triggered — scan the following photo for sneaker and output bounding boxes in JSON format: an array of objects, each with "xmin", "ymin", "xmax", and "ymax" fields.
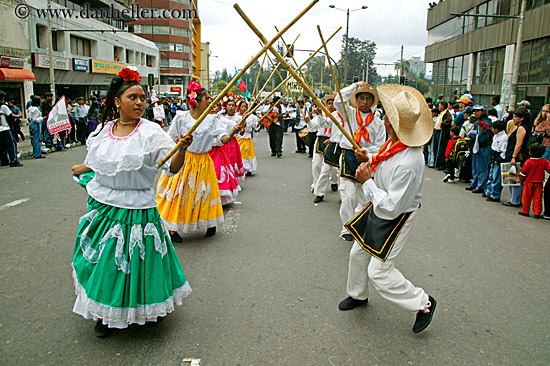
[
  {"xmin": 338, "ymin": 297, "xmax": 368, "ymax": 311},
  {"xmin": 340, "ymin": 234, "xmax": 354, "ymax": 242},
  {"xmin": 206, "ymin": 227, "xmax": 216, "ymax": 237},
  {"xmin": 543, "ymin": 215, "xmax": 550, "ymax": 220},
  {"xmin": 442, "ymin": 174, "xmax": 451, "ymax": 182},
  {"xmin": 413, "ymin": 295, "xmax": 437, "ymax": 334},
  {"xmin": 313, "ymin": 195, "xmax": 324, "ymax": 203},
  {"xmin": 170, "ymin": 232, "xmax": 183, "ymax": 243},
  {"xmin": 518, "ymin": 211, "xmax": 529, "ymax": 217},
  {"xmin": 331, "ymin": 184, "xmax": 338, "ymax": 192},
  {"xmin": 94, "ymin": 320, "xmax": 110, "ymax": 338}
]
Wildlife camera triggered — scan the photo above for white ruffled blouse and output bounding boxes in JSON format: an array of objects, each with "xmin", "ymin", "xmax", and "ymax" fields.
[
  {"xmin": 168, "ymin": 111, "xmax": 226, "ymax": 153},
  {"xmin": 84, "ymin": 119, "xmax": 178, "ymax": 209},
  {"xmin": 236, "ymin": 113, "xmax": 259, "ymax": 139}
]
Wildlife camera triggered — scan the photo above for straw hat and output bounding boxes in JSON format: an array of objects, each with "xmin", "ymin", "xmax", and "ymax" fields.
[
  {"xmin": 376, "ymin": 84, "xmax": 433, "ymax": 147},
  {"xmin": 350, "ymin": 86, "xmax": 379, "ymax": 108},
  {"xmin": 324, "ymin": 93, "xmax": 336, "ymax": 102}
]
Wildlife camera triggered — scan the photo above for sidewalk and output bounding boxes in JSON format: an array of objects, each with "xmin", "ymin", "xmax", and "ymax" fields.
[{"xmin": 15, "ymin": 123, "xmax": 83, "ymax": 160}]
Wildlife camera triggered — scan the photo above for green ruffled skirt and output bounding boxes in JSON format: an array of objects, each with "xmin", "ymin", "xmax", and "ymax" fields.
[{"xmin": 72, "ymin": 197, "xmax": 191, "ymax": 328}]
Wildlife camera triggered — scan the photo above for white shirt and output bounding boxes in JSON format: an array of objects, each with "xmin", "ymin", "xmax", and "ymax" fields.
[
  {"xmin": 168, "ymin": 111, "xmax": 226, "ymax": 153},
  {"xmin": 330, "ymin": 110, "xmax": 345, "ymax": 144},
  {"xmin": 334, "ymin": 84, "xmax": 386, "ymax": 153},
  {"xmin": 491, "ymin": 130, "xmax": 508, "ymax": 159},
  {"xmin": 84, "ymin": 119, "xmax": 177, "ymax": 209},
  {"xmin": 307, "ymin": 114, "xmax": 320, "ymax": 133},
  {"xmin": 237, "ymin": 113, "xmax": 258, "ymax": 139},
  {"xmin": 218, "ymin": 113, "xmax": 241, "ymax": 134},
  {"xmin": 0, "ymin": 104, "xmax": 13, "ymax": 132},
  {"xmin": 494, "ymin": 104, "xmax": 504, "ymax": 121},
  {"xmin": 295, "ymin": 107, "xmax": 308, "ymax": 129},
  {"xmin": 26, "ymin": 106, "xmax": 43, "ymax": 123},
  {"xmin": 316, "ymin": 113, "xmax": 334, "ymax": 137},
  {"xmin": 363, "ymin": 146, "xmax": 424, "ymax": 220}
]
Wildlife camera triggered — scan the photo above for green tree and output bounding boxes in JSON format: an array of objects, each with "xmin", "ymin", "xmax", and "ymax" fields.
[
  {"xmin": 340, "ymin": 37, "xmax": 380, "ymax": 86},
  {"xmin": 393, "ymin": 60, "xmax": 411, "ymax": 76}
]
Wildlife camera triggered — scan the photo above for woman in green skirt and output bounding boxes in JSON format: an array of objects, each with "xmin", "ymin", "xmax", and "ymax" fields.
[{"xmin": 71, "ymin": 67, "xmax": 193, "ymax": 337}]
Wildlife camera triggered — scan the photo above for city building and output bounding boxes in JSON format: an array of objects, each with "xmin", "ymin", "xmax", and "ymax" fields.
[
  {"xmin": 408, "ymin": 56, "xmax": 426, "ymax": 77},
  {"xmin": 425, "ymin": 0, "xmax": 550, "ymax": 111},
  {"xmin": 128, "ymin": 0, "xmax": 200, "ymax": 97},
  {"xmin": 200, "ymin": 41, "xmax": 210, "ymax": 90},
  {"xmin": 25, "ymin": 0, "xmax": 159, "ymax": 102}
]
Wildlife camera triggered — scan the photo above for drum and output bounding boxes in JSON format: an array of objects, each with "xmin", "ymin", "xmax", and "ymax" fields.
[{"xmin": 298, "ymin": 127, "xmax": 309, "ymax": 145}]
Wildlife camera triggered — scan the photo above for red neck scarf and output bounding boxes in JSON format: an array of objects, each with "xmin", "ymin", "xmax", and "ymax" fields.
[
  {"xmin": 355, "ymin": 109, "xmax": 374, "ymax": 144},
  {"xmin": 337, "ymin": 112, "xmax": 345, "ymax": 126},
  {"xmin": 370, "ymin": 139, "xmax": 408, "ymax": 173}
]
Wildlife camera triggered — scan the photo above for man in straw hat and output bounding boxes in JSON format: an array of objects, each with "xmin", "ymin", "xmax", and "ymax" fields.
[
  {"xmin": 338, "ymin": 84, "xmax": 437, "ymax": 334},
  {"xmin": 334, "ymin": 81, "xmax": 386, "ymax": 241}
]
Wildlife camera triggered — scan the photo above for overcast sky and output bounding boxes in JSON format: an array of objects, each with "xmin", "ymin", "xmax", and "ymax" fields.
[{"xmin": 199, "ymin": 0, "xmax": 431, "ymax": 79}]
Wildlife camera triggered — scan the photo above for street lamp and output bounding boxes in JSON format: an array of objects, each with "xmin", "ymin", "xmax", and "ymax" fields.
[{"xmin": 329, "ymin": 5, "xmax": 368, "ymax": 86}]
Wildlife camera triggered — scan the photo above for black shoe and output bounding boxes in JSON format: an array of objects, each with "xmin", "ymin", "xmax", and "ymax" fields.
[
  {"xmin": 34, "ymin": 155, "xmax": 46, "ymax": 159},
  {"xmin": 486, "ymin": 197, "xmax": 500, "ymax": 202},
  {"xmin": 413, "ymin": 295, "xmax": 437, "ymax": 334},
  {"xmin": 341, "ymin": 234, "xmax": 354, "ymax": 242},
  {"xmin": 338, "ymin": 297, "xmax": 368, "ymax": 311},
  {"xmin": 481, "ymin": 193, "xmax": 487, "ymax": 198},
  {"xmin": 465, "ymin": 186, "xmax": 474, "ymax": 191},
  {"xmin": 331, "ymin": 184, "xmax": 338, "ymax": 192},
  {"xmin": 314, "ymin": 195, "xmax": 324, "ymax": 203},
  {"xmin": 472, "ymin": 188, "xmax": 484, "ymax": 194},
  {"xmin": 245, "ymin": 171, "xmax": 253, "ymax": 176},
  {"xmin": 206, "ymin": 227, "xmax": 216, "ymax": 237},
  {"xmin": 9, "ymin": 162, "xmax": 23, "ymax": 167},
  {"xmin": 518, "ymin": 211, "xmax": 529, "ymax": 217},
  {"xmin": 503, "ymin": 202, "xmax": 521, "ymax": 208},
  {"xmin": 170, "ymin": 232, "xmax": 183, "ymax": 243},
  {"xmin": 271, "ymin": 152, "xmax": 276, "ymax": 156},
  {"xmin": 277, "ymin": 153, "xmax": 282, "ymax": 158},
  {"xmin": 534, "ymin": 215, "xmax": 542, "ymax": 219},
  {"xmin": 94, "ymin": 320, "xmax": 110, "ymax": 338}
]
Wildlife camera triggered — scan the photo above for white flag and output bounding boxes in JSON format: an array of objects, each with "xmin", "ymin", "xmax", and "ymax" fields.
[{"xmin": 47, "ymin": 96, "xmax": 71, "ymax": 136}]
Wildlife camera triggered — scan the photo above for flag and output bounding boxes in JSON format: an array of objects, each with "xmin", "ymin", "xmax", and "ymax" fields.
[
  {"xmin": 235, "ymin": 71, "xmax": 251, "ymax": 99},
  {"xmin": 47, "ymin": 96, "xmax": 71, "ymax": 137}
]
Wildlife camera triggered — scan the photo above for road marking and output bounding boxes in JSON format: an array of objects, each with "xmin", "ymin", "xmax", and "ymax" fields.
[{"xmin": 0, "ymin": 198, "xmax": 29, "ymax": 211}]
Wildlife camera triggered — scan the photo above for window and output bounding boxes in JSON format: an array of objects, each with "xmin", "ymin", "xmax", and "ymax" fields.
[
  {"xmin": 528, "ymin": 38, "xmax": 550, "ymax": 82},
  {"xmin": 114, "ymin": 46, "xmax": 123, "ymax": 62},
  {"xmin": 141, "ymin": 53, "xmax": 146, "ymax": 65},
  {"xmin": 427, "ymin": 17, "xmax": 463, "ymax": 45},
  {"xmin": 170, "ymin": 26, "xmax": 191, "ymax": 37},
  {"xmin": 452, "ymin": 56, "xmax": 463, "ymax": 84},
  {"xmin": 462, "ymin": 55, "xmax": 470, "ymax": 84},
  {"xmin": 126, "ymin": 49, "xmax": 134, "ymax": 64},
  {"xmin": 36, "ymin": 24, "xmax": 48, "ymax": 49},
  {"xmin": 70, "ymin": 35, "xmax": 91, "ymax": 57},
  {"xmin": 169, "ymin": 59, "xmax": 183, "ymax": 68},
  {"xmin": 152, "ymin": 26, "xmax": 170, "ymax": 35},
  {"xmin": 432, "ymin": 60, "xmax": 446, "ymax": 85},
  {"xmin": 519, "ymin": 42, "xmax": 531, "ymax": 83},
  {"xmin": 146, "ymin": 55, "xmax": 155, "ymax": 67},
  {"xmin": 135, "ymin": 52, "xmax": 141, "ymax": 65},
  {"xmin": 182, "ymin": 59, "xmax": 191, "ymax": 68},
  {"xmin": 160, "ymin": 58, "xmax": 169, "ymax": 67},
  {"xmin": 446, "ymin": 58, "xmax": 454, "ymax": 84},
  {"xmin": 477, "ymin": 2, "xmax": 487, "ymax": 28},
  {"xmin": 474, "ymin": 48, "xmax": 505, "ymax": 84},
  {"xmin": 463, "ymin": 9, "xmax": 475, "ymax": 33},
  {"xmin": 486, "ymin": 0, "xmax": 497, "ymax": 26}
]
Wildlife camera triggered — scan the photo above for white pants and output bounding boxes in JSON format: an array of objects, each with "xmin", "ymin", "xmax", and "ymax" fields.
[
  {"xmin": 313, "ymin": 162, "xmax": 338, "ymax": 197},
  {"xmin": 345, "ymin": 211, "xmax": 429, "ymax": 312},
  {"xmin": 339, "ymin": 178, "xmax": 368, "ymax": 236},
  {"xmin": 311, "ymin": 153, "xmax": 324, "ymax": 190}
]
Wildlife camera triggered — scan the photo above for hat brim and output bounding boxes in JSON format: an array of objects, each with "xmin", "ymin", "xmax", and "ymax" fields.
[
  {"xmin": 350, "ymin": 87, "xmax": 379, "ymax": 108},
  {"xmin": 376, "ymin": 84, "xmax": 433, "ymax": 147}
]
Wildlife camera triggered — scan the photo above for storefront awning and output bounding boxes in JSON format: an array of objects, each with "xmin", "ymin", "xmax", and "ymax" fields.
[{"xmin": 0, "ymin": 68, "xmax": 36, "ymax": 81}]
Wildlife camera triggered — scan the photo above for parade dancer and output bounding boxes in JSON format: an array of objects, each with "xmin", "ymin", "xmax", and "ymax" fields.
[
  {"xmin": 219, "ymin": 93, "xmax": 246, "ymax": 181},
  {"xmin": 156, "ymin": 81, "xmax": 235, "ymax": 239},
  {"xmin": 339, "ymin": 84, "xmax": 436, "ymax": 334},
  {"xmin": 71, "ymin": 68, "xmax": 192, "ymax": 337},
  {"xmin": 334, "ymin": 81, "xmax": 386, "ymax": 241},
  {"xmin": 236, "ymin": 99, "xmax": 260, "ymax": 176},
  {"xmin": 313, "ymin": 94, "xmax": 339, "ymax": 202}
]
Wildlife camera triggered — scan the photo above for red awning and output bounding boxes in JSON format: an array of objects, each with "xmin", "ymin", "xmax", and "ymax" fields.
[{"xmin": 0, "ymin": 68, "xmax": 36, "ymax": 81}]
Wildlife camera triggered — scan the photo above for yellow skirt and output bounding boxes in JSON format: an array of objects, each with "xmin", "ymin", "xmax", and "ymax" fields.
[
  {"xmin": 156, "ymin": 151, "xmax": 224, "ymax": 233},
  {"xmin": 236, "ymin": 137, "xmax": 255, "ymax": 160}
]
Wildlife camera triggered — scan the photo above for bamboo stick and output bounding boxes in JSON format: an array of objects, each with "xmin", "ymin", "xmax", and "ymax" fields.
[
  {"xmin": 250, "ymin": 52, "xmax": 266, "ymax": 104},
  {"xmin": 234, "ymin": 4, "xmax": 361, "ymax": 151},
  {"xmin": 156, "ymin": 0, "xmax": 319, "ymax": 168}
]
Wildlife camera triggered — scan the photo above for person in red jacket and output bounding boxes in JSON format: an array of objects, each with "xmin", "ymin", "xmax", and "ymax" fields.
[
  {"xmin": 443, "ymin": 126, "xmax": 461, "ymax": 182},
  {"xmin": 519, "ymin": 143, "xmax": 550, "ymax": 218}
]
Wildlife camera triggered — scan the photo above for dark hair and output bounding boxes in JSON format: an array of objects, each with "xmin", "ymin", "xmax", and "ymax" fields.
[
  {"xmin": 425, "ymin": 97, "xmax": 433, "ymax": 103},
  {"xmin": 529, "ymin": 143, "xmax": 545, "ymax": 158},
  {"xmin": 101, "ymin": 75, "xmax": 141, "ymax": 123},
  {"xmin": 487, "ymin": 108, "xmax": 498, "ymax": 117},
  {"xmin": 8, "ymin": 100, "xmax": 15, "ymax": 104},
  {"xmin": 238, "ymin": 99, "xmax": 248, "ymax": 108},
  {"xmin": 187, "ymin": 87, "xmax": 208, "ymax": 108},
  {"xmin": 45, "ymin": 92, "xmax": 53, "ymax": 98},
  {"xmin": 440, "ymin": 101, "xmax": 448, "ymax": 109},
  {"xmin": 431, "ymin": 107, "xmax": 439, "ymax": 114},
  {"xmin": 492, "ymin": 96, "xmax": 500, "ymax": 104},
  {"xmin": 0, "ymin": 91, "xmax": 5, "ymax": 101},
  {"xmin": 513, "ymin": 108, "xmax": 531, "ymax": 126},
  {"xmin": 31, "ymin": 96, "xmax": 41, "ymax": 107},
  {"xmin": 451, "ymin": 126, "xmax": 460, "ymax": 135},
  {"xmin": 452, "ymin": 103, "xmax": 459, "ymax": 109},
  {"xmin": 356, "ymin": 92, "xmax": 375, "ymax": 100},
  {"xmin": 491, "ymin": 120, "xmax": 505, "ymax": 131},
  {"xmin": 90, "ymin": 96, "xmax": 97, "ymax": 102}
]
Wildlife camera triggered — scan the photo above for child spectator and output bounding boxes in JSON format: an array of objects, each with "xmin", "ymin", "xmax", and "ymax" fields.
[
  {"xmin": 485, "ymin": 121, "xmax": 508, "ymax": 202},
  {"xmin": 428, "ymin": 107, "xmax": 438, "ymax": 168},
  {"xmin": 443, "ymin": 126, "xmax": 462, "ymax": 182},
  {"xmin": 518, "ymin": 143, "xmax": 550, "ymax": 218},
  {"xmin": 487, "ymin": 108, "xmax": 498, "ymax": 123}
]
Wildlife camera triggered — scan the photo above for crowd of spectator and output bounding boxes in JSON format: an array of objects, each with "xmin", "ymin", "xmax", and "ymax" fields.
[{"xmin": 425, "ymin": 93, "xmax": 550, "ymax": 220}]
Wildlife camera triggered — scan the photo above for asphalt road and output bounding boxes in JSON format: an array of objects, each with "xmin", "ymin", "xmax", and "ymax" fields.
[{"xmin": 1, "ymin": 131, "xmax": 549, "ymax": 365}]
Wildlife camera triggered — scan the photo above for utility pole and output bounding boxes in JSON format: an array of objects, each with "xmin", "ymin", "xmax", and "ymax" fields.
[
  {"xmin": 47, "ymin": 0, "xmax": 55, "ymax": 100},
  {"xmin": 400, "ymin": 45, "xmax": 404, "ymax": 78},
  {"xmin": 508, "ymin": 0, "xmax": 527, "ymax": 112},
  {"xmin": 344, "ymin": 8, "xmax": 349, "ymax": 86},
  {"xmin": 365, "ymin": 58, "xmax": 369, "ymax": 84}
]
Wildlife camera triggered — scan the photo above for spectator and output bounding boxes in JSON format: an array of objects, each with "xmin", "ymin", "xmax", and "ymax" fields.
[
  {"xmin": 74, "ymin": 97, "xmax": 88, "ymax": 144},
  {"xmin": 450, "ymin": 103, "xmax": 459, "ymax": 119},
  {"xmin": 26, "ymin": 94, "xmax": 34, "ymax": 110},
  {"xmin": 487, "ymin": 108, "xmax": 498, "ymax": 123},
  {"xmin": 0, "ymin": 91, "xmax": 23, "ymax": 167},
  {"xmin": 518, "ymin": 143, "xmax": 550, "ymax": 218},
  {"xmin": 7, "ymin": 100, "xmax": 24, "ymax": 142},
  {"xmin": 434, "ymin": 101, "xmax": 452, "ymax": 170},
  {"xmin": 428, "ymin": 107, "xmax": 438, "ymax": 167},
  {"xmin": 41, "ymin": 92, "xmax": 54, "ymax": 150},
  {"xmin": 443, "ymin": 126, "xmax": 461, "ymax": 182},
  {"xmin": 466, "ymin": 105, "xmax": 492, "ymax": 194},
  {"xmin": 294, "ymin": 99, "xmax": 308, "ymax": 154},
  {"xmin": 426, "ymin": 97, "xmax": 433, "ymax": 109},
  {"xmin": 503, "ymin": 108, "xmax": 532, "ymax": 207},
  {"xmin": 485, "ymin": 121, "xmax": 507, "ymax": 202},
  {"xmin": 435, "ymin": 94, "xmax": 444, "ymax": 108},
  {"xmin": 66, "ymin": 98, "xmax": 77, "ymax": 144},
  {"xmin": 461, "ymin": 90, "xmax": 474, "ymax": 104},
  {"xmin": 518, "ymin": 100, "xmax": 531, "ymax": 113},
  {"xmin": 451, "ymin": 89, "xmax": 459, "ymax": 103},
  {"xmin": 27, "ymin": 96, "xmax": 46, "ymax": 159},
  {"xmin": 454, "ymin": 97, "xmax": 473, "ymax": 128},
  {"xmin": 533, "ymin": 104, "xmax": 550, "ymax": 161},
  {"xmin": 491, "ymin": 96, "xmax": 504, "ymax": 120},
  {"xmin": 458, "ymin": 108, "xmax": 475, "ymax": 182},
  {"xmin": 87, "ymin": 99, "xmax": 100, "ymax": 133}
]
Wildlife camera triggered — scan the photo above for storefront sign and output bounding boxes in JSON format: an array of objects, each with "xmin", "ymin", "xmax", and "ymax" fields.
[
  {"xmin": 34, "ymin": 54, "xmax": 71, "ymax": 70},
  {"xmin": 72, "ymin": 58, "xmax": 89, "ymax": 72},
  {"xmin": 1, "ymin": 56, "xmax": 24, "ymax": 69},
  {"xmin": 91, "ymin": 59, "xmax": 126, "ymax": 74},
  {"xmin": 171, "ymin": 87, "xmax": 182, "ymax": 92}
]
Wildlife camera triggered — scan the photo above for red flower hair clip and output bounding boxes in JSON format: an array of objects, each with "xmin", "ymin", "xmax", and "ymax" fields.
[
  {"xmin": 188, "ymin": 80, "xmax": 202, "ymax": 108},
  {"xmin": 222, "ymin": 92, "xmax": 236, "ymax": 108},
  {"xmin": 118, "ymin": 68, "xmax": 141, "ymax": 83}
]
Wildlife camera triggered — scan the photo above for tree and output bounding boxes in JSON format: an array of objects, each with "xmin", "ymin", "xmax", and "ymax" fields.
[
  {"xmin": 340, "ymin": 37, "xmax": 380, "ymax": 86},
  {"xmin": 394, "ymin": 60, "xmax": 411, "ymax": 76}
]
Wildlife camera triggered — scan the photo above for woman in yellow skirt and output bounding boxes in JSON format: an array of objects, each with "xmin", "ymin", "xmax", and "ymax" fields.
[
  {"xmin": 236, "ymin": 99, "xmax": 260, "ymax": 176},
  {"xmin": 156, "ymin": 81, "xmax": 242, "ymax": 239}
]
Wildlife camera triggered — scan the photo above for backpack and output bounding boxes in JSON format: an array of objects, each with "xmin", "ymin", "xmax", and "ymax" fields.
[{"xmin": 449, "ymin": 138, "xmax": 468, "ymax": 165}]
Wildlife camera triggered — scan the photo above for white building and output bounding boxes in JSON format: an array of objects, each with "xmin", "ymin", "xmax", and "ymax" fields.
[{"xmin": 408, "ymin": 56, "xmax": 426, "ymax": 77}]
